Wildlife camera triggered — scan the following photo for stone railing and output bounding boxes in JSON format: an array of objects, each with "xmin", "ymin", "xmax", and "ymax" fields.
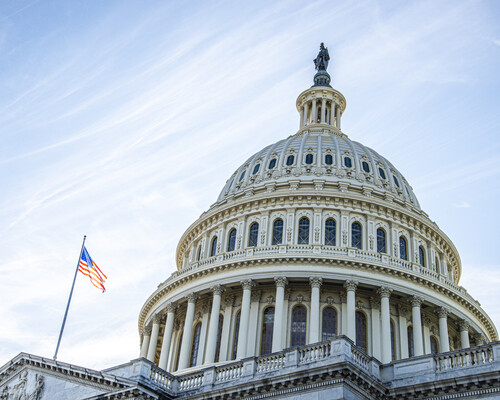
[
  {"xmin": 215, "ymin": 362, "xmax": 243, "ymax": 382},
  {"xmin": 298, "ymin": 341, "xmax": 331, "ymax": 363},
  {"xmin": 256, "ymin": 352, "xmax": 285, "ymax": 372},
  {"xmin": 435, "ymin": 344, "xmax": 494, "ymax": 371},
  {"xmin": 149, "ymin": 364, "xmax": 176, "ymax": 391},
  {"xmin": 177, "ymin": 371, "xmax": 204, "ymax": 391}
]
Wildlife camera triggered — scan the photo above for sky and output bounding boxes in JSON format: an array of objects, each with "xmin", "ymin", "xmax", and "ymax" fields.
[{"xmin": 0, "ymin": 0, "xmax": 499, "ymax": 370}]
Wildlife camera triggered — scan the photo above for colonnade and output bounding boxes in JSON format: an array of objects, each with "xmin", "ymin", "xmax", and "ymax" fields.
[{"xmin": 140, "ymin": 279, "xmax": 477, "ymax": 371}]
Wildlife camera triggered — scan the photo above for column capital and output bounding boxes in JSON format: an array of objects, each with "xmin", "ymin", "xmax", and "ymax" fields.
[
  {"xmin": 224, "ymin": 294, "xmax": 235, "ymax": 307},
  {"xmin": 274, "ymin": 276, "xmax": 288, "ymax": 288},
  {"xmin": 143, "ymin": 325, "xmax": 152, "ymax": 336},
  {"xmin": 186, "ymin": 292, "xmax": 198, "ymax": 303},
  {"xmin": 211, "ymin": 284, "xmax": 225, "ymax": 296},
  {"xmin": 397, "ymin": 304, "xmax": 409, "ymax": 318},
  {"xmin": 369, "ymin": 296, "xmax": 380, "ymax": 310},
  {"xmin": 409, "ymin": 295, "xmax": 424, "ymax": 308},
  {"xmin": 458, "ymin": 319, "xmax": 470, "ymax": 332},
  {"xmin": 344, "ymin": 280, "xmax": 358, "ymax": 292},
  {"xmin": 339, "ymin": 291, "xmax": 347, "ymax": 303},
  {"xmin": 474, "ymin": 333, "xmax": 486, "ymax": 345},
  {"xmin": 251, "ymin": 290, "xmax": 262, "ymax": 302},
  {"xmin": 153, "ymin": 313, "xmax": 163, "ymax": 324},
  {"xmin": 377, "ymin": 287, "xmax": 393, "ymax": 298},
  {"xmin": 423, "ymin": 316, "xmax": 432, "ymax": 328},
  {"xmin": 165, "ymin": 302, "xmax": 177, "ymax": 313},
  {"xmin": 436, "ymin": 307, "xmax": 449, "ymax": 319},
  {"xmin": 241, "ymin": 279, "xmax": 255, "ymax": 290},
  {"xmin": 309, "ymin": 276, "xmax": 323, "ymax": 288}
]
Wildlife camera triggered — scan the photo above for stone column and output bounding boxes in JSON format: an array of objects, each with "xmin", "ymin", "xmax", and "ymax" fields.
[
  {"xmin": 410, "ymin": 296, "xmax": 424, "ymax": 356},
  {"xmin": 423, "ymin": 317, "xmax": 432, "ymax": 354},
  {"xmin": 458, "ymin": 320, "xmax": 470, "ymax": 349},
  {"xmin": 300, "ymin": 103, "xmax": 305, "ymax": 127},
  {"xmin": 140, "ymin": 325, "xmax": 152, "ymax": 358},
  {"xmin": 158, "ymin": 303, "xmax": 176, "ymax": 370},
  {"xmin": 205, "ymin": 285, "xmax": 225, "ymax": 364},
  {"xmin": 370, "ymin": 297, "xmax": 381, "ymax": 361},
  {"xmin": 246, "ymin": 290, "xmax": 261, "ymax": 356},
  {"xmin": 311, "ymin": 99, "xmax": 317, "ymax": 123},
  {"xmin": 303, "ymin": 102, "xmax": 309, "ymax": 126},
  {"xmin": 219, "ymin": 294, "xmax": 235, "ymax": 362},
  {"xmin": 344, "ymin": 281, "xmax": 358, "ymax": 341},
  {"xmin": 178, "ymin": 293, "xmax": 198, "ymax": 370},
  {"xmin": 237, "ymin": 280, "xmax": 254, "ymax": 358},
  {"xmin": 272, "ymin": 277, "xmax": 288, "ymax": 352},
  {"xmin": 378, "ymin": 287, "xmax": 393, "ymax": 363},
  {"xmin": 309, "ymin": 277, "xmax": 322, "ymax": 343},
  {"xmin": 321, "ymin": 98, "xmax": 326, "ymax": 123},
  {"xmin": 437, "ymin": 307, "xmax": 450, "ymax": 352},
  {"xmin": 147, "ymin": 314, "xmax": 162, "ymax": 362},
  {"xmin": 336, "ymin": 105, "xmax": 341, "ymax": 129},
  {"xmin": 340, "ymin": 292, "xmax": 347, "ymax": 335},
  {"xmin": 398, "ymin": 305, "xmax": 409, "ymax": 359},
  {"xmin": 474, "ymin": 333, "xmax": 486, "ymax": 346}
]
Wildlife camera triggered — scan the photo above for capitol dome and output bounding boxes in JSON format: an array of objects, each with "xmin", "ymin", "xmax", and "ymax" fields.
[{"xmin": 137, "ymin": 45, "xmax": 497, "ymax": 382}]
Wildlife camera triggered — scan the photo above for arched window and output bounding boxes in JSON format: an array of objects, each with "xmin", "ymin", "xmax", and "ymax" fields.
[
  {"xmin": 419, "ymin": 246, "xmax": 425, "ymax": 267},
  {"xmin": 210, "ymin": 236, "xmax": 217, "ymax": 257},
  {"xmin": 399, "ymin": 236, "xmax": 408, "ymax": 260},
  {"xmin": 197, "ymin": 245, "xmax": 202, "ymax": 261},
  {"xmin": 377, "ymin": 228, "xmax": 386, "ymax": 253},
  {"xmin": 378, "ymin": 167, "xmax": 387, "ymax": 180},
  {"xmin": 272, "ymin": 219, "xmax": 283, "ymax": 245},
  {"xmin": 261, "ymin": 307, "xmax": 275, "ymax": 355},
  {"xmin": 305, "ymin": 154, "xmax": 314, "ymax": 165},
  {"xmin": 407, "ymin": 326, "xmax": 414, "ymax": 357},
  {"xmin": 268, "ymin": 158, "xmax": 277, "ymax": 170},
  {"xmin": 189, "ymin": 323, "xmax": 202, "ymax": 367},
  {"xmin": 252, "ymin": 164, "xmax": 260, "ymax": 175},
  {"xmin": 291, "ymin": 305, "xmax": 307, "ymax": 346},
  {"xmin": 214, "ymin": 314, "xmax": 224, "ymax": 362},
  {"xmin": 232, "ymin": 311, "xmax": 241, "ymax": 360},
  {"xmin": 390, "ymin": 320, "xmax": 396, "ymax": 361},
  {"xmin": 298, "ymin": 217, "xmax": 310, "ymax": 244},
  {"xmin": 352, "ymin": 222, "xmax": 362, "ymax": 249},
  {"xmin": 322, "ymin": 307, "xmax": 337, "ymax": 341},
  {"xmin": 227, "ymin": 229, "xmax": 237, "ymax": 252},
  {"xmin": 325, "ymin": 154, "xmax": 333, "ymax": 165},
  {"xmin": 355, "ymin": 311, "xmax": 367, "ymax": 353},
  {"xmin": 248, "ymin": 223, "xmax": 259, "ymax": 247},
  {"xmin": 430, "ymin": 336, "xmax": 439, "ymax": 355},
  {"xmin": 239, "ymin": 170, "xmax": 246, "ymax": 182},
  {"xmin": 393, "ymin": 175, "xmax": 400, "ymax": 188},
  {"xmin": 325, "ymin": 219, "xmax": 336, "ymax": 246},
  {"xmin": 435, "ymin": 257, "xmax": 440, "ymax": 273}
]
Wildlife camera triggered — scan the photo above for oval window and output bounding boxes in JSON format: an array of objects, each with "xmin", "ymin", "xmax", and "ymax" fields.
[
  {"xmin": 252, "ymin": 164, "xmax": 260, "ymax": 175},
  {"xmin": 362, "ymin": 161, "xmax": 370, "ymax": 173},
  {"xmin": 239, "ymin": 170, "xmax": 246, "ymax": 182},
  {"xmin": 286, "ymin": 155, "xmax": 295, "ymax": 166},
  {"xmin": 268, "ymin": 158, "xmax": 277, "ymax": 169},
  {"xmin": 325, "ymin": 154, "xmax": 333, "ymax": 165},
  {"xmin": 378, "ymin": 168, "xmax": 386, "ymax": 180},
  {"xmin": 305, "ymin": 154, "xmax": 314, "ymax": 165},
  {"xmin": 393, "ymin": 175, "xmax": 400, "ymax": 188},
  {"xmin": 344, "ymin": 157, "xmax": 352, "ymax": 168}
]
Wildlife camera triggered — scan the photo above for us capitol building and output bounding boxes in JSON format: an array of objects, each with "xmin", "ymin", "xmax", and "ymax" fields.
[{"xmin": 1, "ymin": 45, "xmax": 499, "ymax": 400}]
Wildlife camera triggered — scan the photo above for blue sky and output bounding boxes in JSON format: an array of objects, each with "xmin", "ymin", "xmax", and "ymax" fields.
[{"xmin": 1, "ymin": 0, "xmax": 499, "ymax": 369}]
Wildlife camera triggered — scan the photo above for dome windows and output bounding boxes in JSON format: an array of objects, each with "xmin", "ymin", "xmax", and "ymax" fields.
[
  {"xmin": 393, "ymin": 175, "xmax": 400, "ymax": 188},
  {"xmin": 268, "ymin": 158, "xmax": 277, "ymax": 170},
  {"xmin": 351, "ymin": 222, "xmax": 362, "ymax": 249},
  {"xmin": 322, "ymin": 307, "xmax": 337, "ymax": 341},
  {"xmin": 291, "ymin": 305, "xmax": 307, "ymax": 346},
  {"xmin": 239, "ymin": 170, "xmax": 246, "ymax": 182},
  {"xmin": 305, "ymin": 154, "xmax": 314, "ymax": 165},
  {"xmin": 362, "ymin": 161, "xmax": 370, "ymax": 173},
  {"xmin": 286, "ymin": 155, "xmax": 295, "ymax": 166},
  {"xmin": 298, "ymin": 217, "xmax": 310, "ymax": 244},
  {"xmin": 248, "ymin": 223, "xmax": 259, "ymax": 247},
  {"xmin": 399, "ymin": 236, "xmax": 408, "ymax": 260},
  {"xmin": 325, "ymin": 154, "xmax": 333, "ymax": 165},
  {"xmin": 261, "ymin": 307, "xmax": 275, "ymax": 355},
  {"xmin": 210, "ymin": 236, "xmax": 218, "ymax": 257},
  {"xmin": 272, "ymin": 219, "xmax": 283, "ymax": 245},
  {"xmin": 252, "ymin": 164, "xmax": 260, "ymax": 175},
  {"xmin": 419, "ymin": 246, "xmax": 425, "ymax": 267},
  {"xmin": 378, "ymin": 168, "xmax": 387, "ymax": 180},
  {"xmin": 325, "ymin": 219, "xmax": 336, "ymax": 246},
  {"xmin": 227, "ymin": 229, "xmax": 237, "ymax": 252},
  {"xmin": 377, "ymin": 228, "xmax": 386, "ymax": 253},
  {"xmin": 344, "ymin": 157, "xmax": 353, "ymax": 168}
]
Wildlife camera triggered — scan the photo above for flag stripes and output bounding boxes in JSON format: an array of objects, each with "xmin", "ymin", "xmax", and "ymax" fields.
[{"xmin": 78, "ymin": 247, "xmax": 107, "ymax": 292}]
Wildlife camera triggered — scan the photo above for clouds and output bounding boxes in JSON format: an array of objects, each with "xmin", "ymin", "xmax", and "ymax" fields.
[{"xmin": 0, "ymin": 0, "xmax": 499, "ymax": 369}]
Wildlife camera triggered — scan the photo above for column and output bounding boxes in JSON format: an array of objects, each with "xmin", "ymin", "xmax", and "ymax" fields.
[
  {"xmin": 474, "ymin": 333, "xmax": 486, "ymax": 346},
  {"xmin": 246, "ymin": 290, "xmax": 261, "ymax": 356},
  {"xmin": 205, "ymin": 285, "xmax": 225, "ymax": 364},
  {"xmin": 303, "ymin": 102, "xmax": 309, "ymax": 126},
  {"xmin": 140, "ymin": 325, "xmax": 152, "ymax": 358},
  {"xmin": 410, "ymin": 296, "xmax": 424, "ymax": 356},
  {"xmin": 321, "ymin": 98, "xmax": 326, "ymax": 123},
  {"xmin": 147, "ymin": 314, "xmax": 162, "ymax": 362},
  {"xmin": 335, "ymin": 105, "xmax": 341, "ymax": 129},
  {"xmin": 423, "ymin": 317, "xmax": 432, "ymax": 354},
  {"xmin": 458, "ymin": 320, "xmax": 470, "ymax": 349},
  {"xmin": 197, "ymin": 304, "xmax": 210, "ymax": 366},
  {"xmin": 178, "ymin": 293, "xmax": 197, "ymax": 370},
  {"xmin": 344, "ymin": 280, "xmax": 358, "ymax": 341},
  {"xmin": 219, "ymin": 294, "xmax": 235, "ymax": 362},
  {"xmin": 309, "ymin": 277, "xmax": 323, "ymax": 343},
  {"xmin": 437, "ymin": 307, "xmax": 450, "ymax": 352},
  {"xmin": 340, "ymin": 292, "xmax": 347, "ymax": 335},
  {"xmin": 370, "ymin": 297, "xmax": 381, "ymax": 361},
  {"xmin": 398, "ymin": 305, "xmax": 409, "ymax": 359},
  {"xmin": 158, "ymin": 303, "xmax": 176, "ymax": 370},
  {"xmin": 272, "ymin": 277, "xmax": 287, "ymax": 352},
  {"xmin": 237, "ymin": 280, "xmax": 254, "ymax": 358},
  {"xmin": 311, "ymin": 99, "xmax": 317, "ymax": 123},
  {"xmin": 378, "ymin": 287, "xmax": 393, "ymax": 363}
]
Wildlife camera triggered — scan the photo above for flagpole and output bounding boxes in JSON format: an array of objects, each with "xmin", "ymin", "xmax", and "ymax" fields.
[{"xmin": 53, "ymin": 235, "xmax": 86, "ymax": 360}]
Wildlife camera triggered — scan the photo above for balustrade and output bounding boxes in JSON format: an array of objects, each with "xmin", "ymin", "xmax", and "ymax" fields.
[
  {"xmin": 299, "ymin": 342, "xmax": 331, "ymax": 363},
  {"xmin": 178, "ymin": 371, "xmax": 204, "ymax": 391},
  {"xmin": 256, "ymin": 353, "xmax": 285, "ymax": 373},
  {"xmin": 215, "ymin": 362, "xmax": 243, "ymax": 382}
]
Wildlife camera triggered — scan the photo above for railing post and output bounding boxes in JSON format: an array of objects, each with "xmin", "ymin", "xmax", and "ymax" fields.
[
  {"xmin": 203, "ymin": 367, "xmax": 216, "ymax": 386},
  {"xmin": 241, "ymin": 357, "xmax": 257, "ymax": 378},
  {"xmin": 285, "ymin": 348, "xmax": 299, "ymax": 367}
]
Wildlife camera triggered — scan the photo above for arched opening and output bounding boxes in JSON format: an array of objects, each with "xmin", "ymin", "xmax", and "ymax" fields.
[
  {"xmin": 214, "ymin": 314, "xmax": 224, "ymax": 362},
  {"xmin": 430, "ymin": 336, "xmax": 439, "ymax": 355},
  {"xmin": 248, "ymin": 223, "xmax": 259, "ymax": 247},
  {"xmin": 189, "ymin": 323, "xmax": 202, "ymax": 367},
  {"xmin": 325, "ymin": 219, "xmax": 336, "ymax": 246},
  {"xmin": 210, "ymin": 236, "xmax": 218, "ymax": 257},
  {"xmin": 352, "ymin": 222, "xmax": 362, "ymax": 249},
  {"xmin": 197, "ymin": 245, "xmax": 202, "ymax": 261},
  {"xmin": 232, "ymin": 311, "xmax": 241, "ymax": 360},
  {"xmin": 298, "ymin": 217, "xmax": 310, "ymax": 244},
  {"xmin": 377, "ymin": 228, "xmax": 386, "ymax": 253},
  {"xmin": 291, "ymin": 305, "xmax": 307, "ymax": 346},
  {"xmin": 227, "ymin": 229, "xmax": 237, "ymax": 252},
  {"xmin": 272, "ymin": 219, "xmax": 283, "ymax": 245},
  {"xmin": 322, "ymin": 307, "xmax": 337, "ymax": 341},
  {"xmin": 419, "ymin": 246, "xmax": 425, "ymax": 267},
  {"xmin": 355, "ymin": 311, "xmax": 367, "ymax": 353},
  {"xmin": 435, "ymin": 257, "xmax": 440, "ymax": 273},
  {"xmin": 399, "ymin": 236, "xmax": 408, "ymax": 260},
  {"xmin": 261, "ymin": 307, "xmax": 275, "ymax": 355}
]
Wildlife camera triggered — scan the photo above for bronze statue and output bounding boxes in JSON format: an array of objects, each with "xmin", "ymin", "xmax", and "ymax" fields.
[{"xmin": 314, "ymin": 43, "xmax": 330, "ymax": 71}]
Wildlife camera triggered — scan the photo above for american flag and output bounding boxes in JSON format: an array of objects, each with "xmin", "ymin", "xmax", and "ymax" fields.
[{"xmin": 78, "ymin": 247, "xmax": 107, "ymax": 292}]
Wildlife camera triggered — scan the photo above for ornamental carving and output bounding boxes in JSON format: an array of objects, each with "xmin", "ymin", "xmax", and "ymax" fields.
[
  {"xmin": 398, "ymin": 304, "xmax": 409, "ymax": 318},
  {"xmin": 340, "ymin": 291, "xmax": 347, "ymax": 303},
  {"xmin": 369, "ymin": 235, "xmax": 374, "ymax": 250},
  {"xmin": 458, "ymin": 319, "xmax": 470, "ymax": 332},
  {"xmin": 369, "ymin": 297, "xmax": 380, "ymax": 309},
  {"xmin": 342, "ymin": 231, "xmax": 348, "ymax": 245},
  {"xmin": 224, "ymin": 294, "xmax": 235, "ymax": 307},
  {"xmin": 143, "ymin": 325, "xmax": 152, "ymax": 336},
  {"xmin": 153, "ymin": 313, "xmax": 163, "ymax": 324},
  {"xmin": 211, "ymin": 285, "xmax": 225, "ymax": 296},
  {"xmin": 166, "ymin": 302, "xmax": 177, "ymax": 313},
  {"xmin": 186, "ymin": 292, "xmax": 198, "ymax": 303},
  {"xmin": 241, "ymin": 279, "xmax": 255, "ymax": 290},
  {"xmin": 1, "ymin": 372, "xmax": 44, "ymax": 400},
  {"xmin": 409, "ymin": 296, "xmax": 424, "ymax": 308},
  {"xmin": 266, "ymin": 295, "xmax": 274, "ymax": 304},
  {"xmin": 474, "ymin": 333, "xmax": 486, "ymax": 345},
  {"xmin": 274, "ymin": 276, "xmax": 288, "ymax": 287},
  {"xmin": 309, "ymin": 276, "xmax": 323, "ymax": 288},
  {"xmin": 436, "ymin": 307, "xmax": 449, "ymax": 319},
  {"xmin": 326, "ymin": 296, "xmax": 335, "ymax": 305},
  {"xmin": 344, "ymin": 280, "xmax": 358, "ymax": 292},
  {"xmin": 377, "ymin": 287, "xmax": 392, "ymax": 298},
  {"xmin": 251, "ymin": 290, "xmax": 262, "ymax": 302}
]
